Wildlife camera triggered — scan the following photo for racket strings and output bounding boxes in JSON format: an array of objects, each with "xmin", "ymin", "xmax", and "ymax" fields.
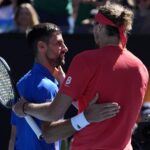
[{"xmin": 0, "ymin": 63, "xmax": 15, "ymax": 107}]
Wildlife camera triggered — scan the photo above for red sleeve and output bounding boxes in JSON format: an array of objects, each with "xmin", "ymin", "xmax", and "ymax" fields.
[{"xmin": 59, "ymin": 54, "xmax": 90, "ymax": 101}]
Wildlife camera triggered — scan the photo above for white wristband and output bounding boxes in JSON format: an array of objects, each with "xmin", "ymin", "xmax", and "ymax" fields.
[{"xmin": 71, "ymin": 112, "xmax": 90, "ymax": 131}]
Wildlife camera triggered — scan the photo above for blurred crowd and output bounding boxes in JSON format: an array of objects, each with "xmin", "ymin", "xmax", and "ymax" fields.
[
  {"xmin": 0, "ymin": 0, "xmax": 150, "ymax": 34},
  {"xmin": 0, "ymin": 1, "xmax": 150, "ymax": 150}
]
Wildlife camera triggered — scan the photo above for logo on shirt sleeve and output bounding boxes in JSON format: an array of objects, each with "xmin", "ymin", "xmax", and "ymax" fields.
[{"xmin": 65, "ymin": 76, "xmax": 72, "ymax": 86}]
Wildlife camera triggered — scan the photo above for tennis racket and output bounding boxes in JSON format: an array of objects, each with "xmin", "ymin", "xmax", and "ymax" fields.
[{"xmin": 0, "ymin": 57, "xmax": 43, "ymax": 140}]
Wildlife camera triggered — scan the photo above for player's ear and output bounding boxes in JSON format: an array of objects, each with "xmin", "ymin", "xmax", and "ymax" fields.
[{"xmin": 37, "ymin": 41, "xmax": 47, "ymax": 53}]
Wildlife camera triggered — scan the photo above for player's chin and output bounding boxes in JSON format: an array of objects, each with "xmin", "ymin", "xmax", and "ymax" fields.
[
  {"xmin": 56, "ymin": 59, "xmax": 65, "ymax": 66},
  {"xmin": 60, "ymin": 57, "xmax": 65, "ymax": 65},
  {"xmin": 61, "ymin": 59, "xmax": 65, "ymax": 65}
]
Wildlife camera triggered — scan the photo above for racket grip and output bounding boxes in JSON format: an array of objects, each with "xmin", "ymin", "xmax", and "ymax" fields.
[{"xmin": 25, "ymin": 115, "xmax": 43, "ymax": 140}]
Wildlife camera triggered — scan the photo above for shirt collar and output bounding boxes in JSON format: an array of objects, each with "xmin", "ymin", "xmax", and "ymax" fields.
[{"xmin": 32, "ymin": 63, "xmax": 59, "ymax": 85}]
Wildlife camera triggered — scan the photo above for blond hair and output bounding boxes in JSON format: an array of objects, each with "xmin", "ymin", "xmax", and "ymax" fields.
[
  {"xmin": 97, "ymin": 3, "xmax": 134, "ymax": 32},
  {"xmin": 15, "ymin": 3, "xmax": 39, "ymax": 27}
]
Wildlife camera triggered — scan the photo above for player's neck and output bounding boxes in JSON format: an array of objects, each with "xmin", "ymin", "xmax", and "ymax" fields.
[
  {"xmin": 99, "ymin": 36, "xmax": 120, "ymax": 48},
  {"xmin": 35, "ymin": 57, "xmax": 55, "ymax": 75}
]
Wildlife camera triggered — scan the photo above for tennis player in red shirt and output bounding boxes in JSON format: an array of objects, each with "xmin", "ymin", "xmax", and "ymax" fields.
[{"xmin": 13, "ymin": 2, "xmax": 149, "ymax": 150}]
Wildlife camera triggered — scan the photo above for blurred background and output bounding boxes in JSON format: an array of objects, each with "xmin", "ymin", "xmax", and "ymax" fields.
[{"xmin": 0, "ymin": 0, "xmax": 150, "ymax": 150}]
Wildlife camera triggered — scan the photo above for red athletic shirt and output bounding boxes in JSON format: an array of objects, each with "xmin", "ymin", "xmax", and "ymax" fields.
[{"xmin": 60, "ymin": 45, "xmax": 149, "ymax": 150}]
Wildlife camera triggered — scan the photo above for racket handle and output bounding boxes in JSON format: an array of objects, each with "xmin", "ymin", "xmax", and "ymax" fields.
[{"xmin": 25, "ymin": 115, "xmax": 43, "ymax": 140}]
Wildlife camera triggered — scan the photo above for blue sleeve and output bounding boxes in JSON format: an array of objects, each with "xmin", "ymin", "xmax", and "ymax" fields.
[
  {"xmin": 16, "ymin": 81, "xmax": 24, "ymax": 96},
  {"xmin": 34, "ymin": 78, "xmax": 59, "ymax": 102}
]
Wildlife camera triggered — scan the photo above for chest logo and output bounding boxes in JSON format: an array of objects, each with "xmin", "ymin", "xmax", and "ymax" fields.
[{"xmin": 65, "ymin": 76, "xmax": 72, "ymax": 86}]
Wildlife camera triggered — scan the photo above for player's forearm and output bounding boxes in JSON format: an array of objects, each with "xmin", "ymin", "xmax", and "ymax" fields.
[
  {"xmin": 13, "ymin": 93, "xmax": 72, "ymax": 121},
  {"xmin": 24, "ymin": 102, "xmax": 61, "ymax": 121},
  {"xmin": 8, "ymin": 126, "xmax": 16, "ymax": 150},
  {"xmin": 8, "ymin": 138, "xmax": 15, "ymax": 150},
  {"xmin": 42, "ymin": 119, "xmax": 76, "ymax": 143},
  {"xmin": 8, "ymin": 140, "xmax": 15, "ymax": 150}
]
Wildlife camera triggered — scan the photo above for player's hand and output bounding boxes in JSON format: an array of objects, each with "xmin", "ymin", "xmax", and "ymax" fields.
[
  {"xmin": 53, "ymin": 66, "xmax": 66, "ymax": 85},
  {"xmin": 12, "ymin": 97, "xmax": 28, "ymax": 117},
  {"xmin": 84, "ymin": 93, "xmax": 120, "ymax": 123}
]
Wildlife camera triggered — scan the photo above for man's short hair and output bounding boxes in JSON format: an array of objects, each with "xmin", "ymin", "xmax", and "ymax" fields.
[{"xmin": 26, "ymin": 23, "xmax": 62, "ymax": 56}]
